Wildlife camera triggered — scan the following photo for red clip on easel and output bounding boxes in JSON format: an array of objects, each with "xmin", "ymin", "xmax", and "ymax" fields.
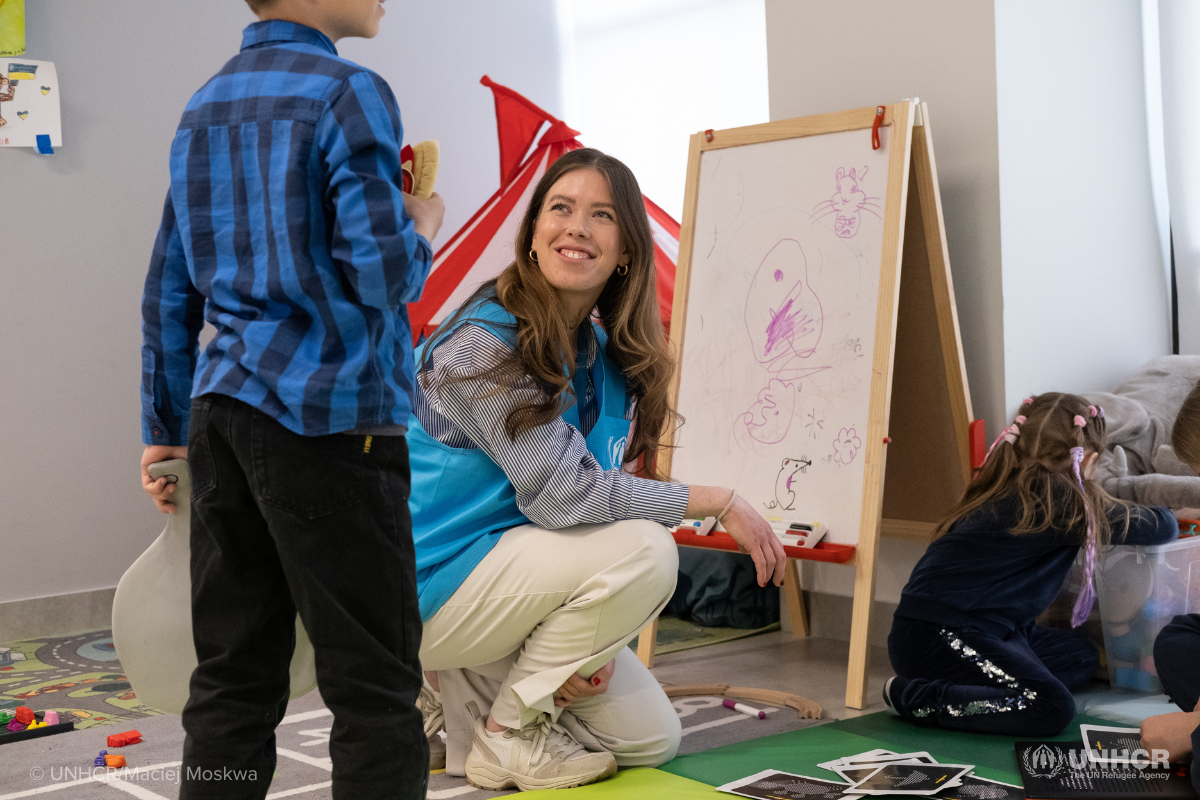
[{"xmin": 871, "ymin": 106, "xmax": 885, "ymax": 150}]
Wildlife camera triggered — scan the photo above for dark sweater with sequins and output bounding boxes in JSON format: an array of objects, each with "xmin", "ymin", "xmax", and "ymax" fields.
[{"xmin": 894, "ymin": 496, "xmax": 1177, "ymax": 636}]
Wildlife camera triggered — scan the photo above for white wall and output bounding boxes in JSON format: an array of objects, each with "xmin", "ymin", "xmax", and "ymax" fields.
[
  {"xmin": 1159, "ymin": 0, "xmax": 1200, "ymax": 355},
  {"xmin": 0, "ymin": 0, "xmax": 562, "ymax": 605},
  {"xmin": 996, "ymin": 0, "xmax": 1170, "ymax": 415},
  {"xmin": 764, "ymin": 0, "xmax": 1003, "ymax": 603},
  {"xmin": 341, "ymin": 0, "xmax": 566, "ymax": 240},
  {"xmin": 563, "ymin": 0, "xmax": 769, "ymax": 220}
]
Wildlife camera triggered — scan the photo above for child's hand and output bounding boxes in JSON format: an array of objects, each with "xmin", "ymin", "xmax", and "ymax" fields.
[
  {"xmin": 554, "ymin": 659, "xmax": 616, "ymax": 708},
  {"xmin": 1172, "ymin": 508, "xmax": 1200, "ymax": 521},
  {"xmin": 141, "ymin": 446, "xmax": 188, "ymax": 514},
  {"xmin": 404, "ymin": 191, "xmax": 446, "ymax": 244},
  {"xmin": 1141, "ymin": 707, "xmax": 1200, "ymax": 762}
]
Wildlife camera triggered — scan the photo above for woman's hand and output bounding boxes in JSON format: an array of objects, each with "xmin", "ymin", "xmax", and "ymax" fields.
[
  {"xmin": 721, "ymin": 496, "xmax": 787, "ymax": 588},
  {"xmin": 554, "ymin": 659, "xmax": 616, "ymax": 708}
]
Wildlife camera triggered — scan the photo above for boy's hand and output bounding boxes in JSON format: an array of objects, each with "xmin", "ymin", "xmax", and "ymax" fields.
[
  {"xmin": 554, "ymin": 659, "xmax": 616, "ymax": 708},
  {"xmin": 141, "ymin": 445, "xmax": 188, "ymax": 514},
  {"xmin": 404, "ymin": 191, "xmax": 445, "ymax": 244},
  {"xmin": 1141, "ymin": 707, "xmax": 1200, "ymax": 763},
  {"xmin": 1172, "ymin": 508, "xmax": 1200, "ymax": 521}
]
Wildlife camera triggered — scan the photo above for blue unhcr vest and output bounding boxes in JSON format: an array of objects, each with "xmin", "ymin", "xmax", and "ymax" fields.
[{"xmin": 408, "ymin": 300, "xmax": 633, "ymax": 621}]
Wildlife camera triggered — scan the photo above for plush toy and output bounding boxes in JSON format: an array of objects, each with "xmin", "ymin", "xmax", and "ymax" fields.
[
  {"xmin": 1083, "ymin": 355, "xmax": 1200, "ymax": 508},
  {"xmin": 401, "ymin": 140, "xmax": 440, "ymax": 199}
]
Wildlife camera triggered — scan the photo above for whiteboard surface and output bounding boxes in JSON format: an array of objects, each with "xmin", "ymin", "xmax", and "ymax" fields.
[{"xmin": 671, "ymin": 128, "xmax": 892, "ymax": 545}]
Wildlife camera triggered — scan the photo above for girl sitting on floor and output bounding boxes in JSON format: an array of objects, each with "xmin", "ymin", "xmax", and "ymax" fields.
[{"xmin": 884, "ymin": 392, "xmax": 1177, "ymax": 736}]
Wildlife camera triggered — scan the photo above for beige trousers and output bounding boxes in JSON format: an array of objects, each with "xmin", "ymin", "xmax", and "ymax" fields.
[{"xmin": 419, "ymin": 519, "xmax": 681, "ymax": 774}]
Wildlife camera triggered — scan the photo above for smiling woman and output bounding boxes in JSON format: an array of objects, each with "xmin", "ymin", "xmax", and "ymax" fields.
[{"xmin": 405, "ymin": 148, "xmax": 787, "ymax": 792}]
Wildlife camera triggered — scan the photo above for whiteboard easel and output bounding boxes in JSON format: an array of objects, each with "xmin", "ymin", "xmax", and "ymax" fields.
[{"xmin": 647, "ymin": 101, "xmax": 973, "ymax": 709}]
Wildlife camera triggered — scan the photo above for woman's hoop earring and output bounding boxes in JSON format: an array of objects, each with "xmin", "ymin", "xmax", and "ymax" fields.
[
  {"xmin": 616, "ymin": 262, "xmax": 629, "ymax": 277},
  {"xmin": 529, "ymin": 248, "xmax": 539, "ymax": 263}
]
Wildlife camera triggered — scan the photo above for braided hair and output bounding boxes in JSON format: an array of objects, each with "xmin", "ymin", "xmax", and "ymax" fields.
[{"xmin": 933, "ymin": 392, "xmax": 1131, "ymax": 626}]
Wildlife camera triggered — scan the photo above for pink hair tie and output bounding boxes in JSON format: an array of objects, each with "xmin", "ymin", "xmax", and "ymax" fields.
[
  {"xmin": 1088, "ymin": 405, "xmax": 1099, "ymax": 418},
  {"xmin": 1073, "ymin": 415, "xmax": 1086, "ymax": 428},
  {"xmin": 1014, "ymin": 415, "xmax": 1027, "ymax": 424},
  {"xmin": 1022, "ymin": 397, "xmax": 1035, "ymax": 405}
]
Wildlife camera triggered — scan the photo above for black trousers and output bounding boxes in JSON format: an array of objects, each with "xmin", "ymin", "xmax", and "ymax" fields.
[
  {"xmin": 180, "ymin": 394, "xmax": 427, "ymax": 799},
  {"xmin": 888, "ymin": 617, "xmax": 1097, "ymax": 736},
  {"xmin": 1154, "ymin": 614, "xmax": 1200, "ymax": 793}
]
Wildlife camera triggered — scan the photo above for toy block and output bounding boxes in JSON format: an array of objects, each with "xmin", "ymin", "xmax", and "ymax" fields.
[
  {"xmin": 93, "ymin": 751, "xmax": 107, "ymax": 767},
  {"xmin": 13, "ymin": 706, "xmax": 33, "ymax": 725},
  {"xmin": 27, "ymin": 719, "xmax": 45, "ymax": 728},
  {"xmin": 43, "ymin": 710, "xmax": 59, "ymax": 725},
  {"xmin": 105, "ymin": 754, "xmax": 126, "ymax": 768},
  {"xmin": 107, "ymin": 729, "xmax": 142, "ymax": 747},
  {"xmin": 0, "ymin": 710, "xmax": 12, "ymax": 724},
  {"xmin": 7, "ymin": 719, "xmax": 25, "ymax": 732}
]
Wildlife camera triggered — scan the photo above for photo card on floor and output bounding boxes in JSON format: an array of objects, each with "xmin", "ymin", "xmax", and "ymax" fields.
[{"xmin": 717, "ymin": 769, "xmax": 855, "ymax": 800}]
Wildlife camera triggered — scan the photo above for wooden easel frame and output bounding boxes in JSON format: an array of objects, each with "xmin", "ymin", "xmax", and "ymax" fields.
[{"xmin": 641, "ymin": 101, "xmax": 973, "ymax": 709}]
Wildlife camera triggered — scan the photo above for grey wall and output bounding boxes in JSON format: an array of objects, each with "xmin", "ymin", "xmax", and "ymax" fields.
[
  {"xmin": 764, "ymin": 0, "xmax": 1003, "ymax": 603},
  {"xmin": 765, "ymin": 0, "xmax": 1005, "ymax": 443},
  {"xmin": 996, "ymin": 0, "xmax": 1169, "ymax": 414},
  {"xmin": 0, "ymin": 0, "xmax": 562, "ymax": 606}
]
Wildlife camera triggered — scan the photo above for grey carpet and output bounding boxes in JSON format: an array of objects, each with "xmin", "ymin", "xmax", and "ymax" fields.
[{"xmin": 0, "ymin": 689, "xmax": 818, "ymax": 798}]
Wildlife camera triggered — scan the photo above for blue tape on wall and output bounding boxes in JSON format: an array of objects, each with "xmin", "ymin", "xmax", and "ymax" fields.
[{"xmin": 36, "ymin": 133, "xmax": 52, "ymax": 154}]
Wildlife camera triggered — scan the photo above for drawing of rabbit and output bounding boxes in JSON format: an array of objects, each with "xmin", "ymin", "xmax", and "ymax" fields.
[{"xmin": 813, "ymin": 166, "xmax": 882, "ymax": 239}]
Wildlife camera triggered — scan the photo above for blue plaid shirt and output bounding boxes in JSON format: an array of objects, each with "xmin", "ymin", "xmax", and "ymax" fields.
[{"xmin": 141, "ymin": 21, "xmax": 432, "ymax": 445}]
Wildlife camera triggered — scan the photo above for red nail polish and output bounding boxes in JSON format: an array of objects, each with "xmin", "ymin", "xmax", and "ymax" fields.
[{"xmin": 592, "ymin": 677, "xmax": 601, "ymax": 686}]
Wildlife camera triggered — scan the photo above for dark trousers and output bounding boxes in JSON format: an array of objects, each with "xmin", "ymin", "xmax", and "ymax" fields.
[
  {"xmin": 180, "ymin": 394, "xmax": 427, "ymax": 799},
  {"xmin": 888, "ymin": 616, "xmax": 1098, "ymax": 736},
  {"xmin": 1153, "ymin": 614, "xmax": 1200, "ymax": 793}
]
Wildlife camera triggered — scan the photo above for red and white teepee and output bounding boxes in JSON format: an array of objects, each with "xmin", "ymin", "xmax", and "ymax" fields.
[{"xmin": 408, "ymin": 76, "xmax": 681, "ymax": 341}]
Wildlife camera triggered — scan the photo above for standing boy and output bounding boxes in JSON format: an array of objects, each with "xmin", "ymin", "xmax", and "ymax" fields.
[{"xmin": 139, "ymin": 0, "xmax": 443, "ymax": 797}]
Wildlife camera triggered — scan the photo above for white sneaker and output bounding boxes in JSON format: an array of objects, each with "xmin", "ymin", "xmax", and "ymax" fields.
[
  {"xmin": 416, "ymin": 685, "xmax": 446, "ymax": 770},
  {"xmin": 464, "ymin": 710, "xmax": 617, "ymax": 791}
]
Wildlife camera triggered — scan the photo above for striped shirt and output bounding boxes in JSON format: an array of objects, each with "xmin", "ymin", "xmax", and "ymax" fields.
[
  {"xmin": 140, "ymin": 21, "xmax": 432, "ymax": 446},
  {"xmin": 413, "ymin": 321, "xmax": 690, "ymax": 529}
]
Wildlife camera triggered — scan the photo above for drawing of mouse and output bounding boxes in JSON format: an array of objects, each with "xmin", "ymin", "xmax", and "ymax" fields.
[
  {"xmin": 742, "ymin": 378, "xmax": 798, "ymax": 444},
  {"xmin": 812, "ymin": 166, "xmax": 882, "ymax": 239},
  {"xmin": 744, "ymin": 238, "xmax": 829, "ymax": 383},
  {"xmin": 773, "ymin": 457, "xmax": 809, "ymax": 511}
]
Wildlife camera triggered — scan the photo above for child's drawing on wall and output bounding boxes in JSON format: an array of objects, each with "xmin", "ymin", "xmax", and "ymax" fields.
[
  {"xmin": 0, "ymin": 71, "xmax": 15, "ymax": 127},
  {"xmin": 812, "ymin": 166, "xmax": 881, "ymax": 238}
]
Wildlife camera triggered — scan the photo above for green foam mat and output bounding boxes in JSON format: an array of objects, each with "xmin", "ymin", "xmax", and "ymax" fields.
[
  {"xmin": 523, "ymin": 767, "xmax": 720, "ymax": 797},
  {"xmin": 828, "ymin": 711, "xmax": 1120, "ymax": 781},
  {"xmin": 661, "ymin": 725, "xmax": 891, "ymax": 787},
  {"xmin": 661, "ymin": 711, "xmax": 1119, "ymax": 787}
]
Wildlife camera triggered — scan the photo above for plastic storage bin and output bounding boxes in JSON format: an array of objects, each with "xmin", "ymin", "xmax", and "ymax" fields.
[{"xmin": 1096, "ymin": 534, "xmax": 1200, "ymax": 692}]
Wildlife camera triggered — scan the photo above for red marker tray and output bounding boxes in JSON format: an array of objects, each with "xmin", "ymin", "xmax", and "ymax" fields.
[{"xmin": 671, "ymin": 527, "xmax": 856, "ymax": 564}]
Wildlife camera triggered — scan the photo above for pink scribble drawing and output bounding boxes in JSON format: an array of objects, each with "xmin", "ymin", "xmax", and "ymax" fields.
[
  {"xmin": 744, "ymin": 239, "xmax": 829, "ymax": 383},
  {"xmin": 812, "ymin": 167, "xmax": 882, "ymax": 238},
  {"xmin": 833, "ymin": 427, "xmax": 862, "ymax": 465},
  {"xmin": 742, "ymin": 378, "xmax": 798, "ymax": 444}
]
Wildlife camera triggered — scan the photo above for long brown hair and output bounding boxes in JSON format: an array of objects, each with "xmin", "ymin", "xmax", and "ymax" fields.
[
  {"xmin": 1172, "ymin": 379, "xmax": 1200, "ymax": 466},
  {"xmin": 935, "ymin": 392, "xmax": 1129, "ymax": 545},
  {"xmin": 422, "ymin": 148, "xmax": 678, "ymax": 479}
]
